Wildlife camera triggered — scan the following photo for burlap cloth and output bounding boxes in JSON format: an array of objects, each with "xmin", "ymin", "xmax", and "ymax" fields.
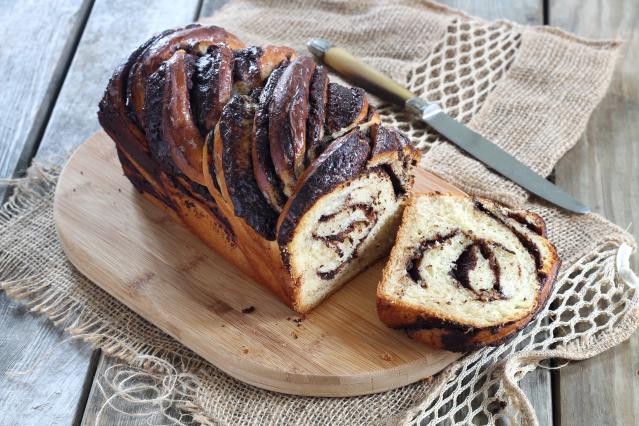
[{"xmin": 1, "ymin": 1, "xmax": 638, "ymax": 424}]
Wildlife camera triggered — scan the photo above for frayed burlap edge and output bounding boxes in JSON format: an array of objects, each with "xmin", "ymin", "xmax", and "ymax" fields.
[
  {"xmin": 2, "ymin": 0, "xmax": 638, "ymax": 423},
  {"xmin": 2, "ymin": 163, "xmax": 638, "ymax": 426}
]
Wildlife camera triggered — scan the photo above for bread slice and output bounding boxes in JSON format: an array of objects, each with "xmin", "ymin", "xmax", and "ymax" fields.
[
  {"xmin": 277, "ymin": 127, "xmax": 419, "ymax": 312},
  {"xmin": 377, "ymin": 193, "xmax": 560, "ymax": 351}
]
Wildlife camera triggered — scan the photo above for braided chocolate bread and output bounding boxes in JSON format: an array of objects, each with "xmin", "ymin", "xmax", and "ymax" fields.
[
  {"xmin": 98, "ymin": 24, "xmax": 419, "ymax": 313},
  {"xmin": 377, "ymin": 193, "xmax": 560, "ymax": 351}
]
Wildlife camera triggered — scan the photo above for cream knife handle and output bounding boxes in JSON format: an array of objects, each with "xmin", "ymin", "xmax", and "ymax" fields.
[{"xmin": 307, "ymin": 39, "xmax": 414, "ymax": 106}]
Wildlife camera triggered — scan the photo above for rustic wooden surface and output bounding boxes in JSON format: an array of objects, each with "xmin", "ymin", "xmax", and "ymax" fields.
[
  {"xmin": 0, "ymin": 0, "xmax": 636, "ymax": 424},
  {"xmin": 550, "ymin": 1, "xmax": 639, "ymax": 425},
  {"xmin": 0, "ymin": 0, "xmax": 92, "ymax": 200},
  {"xmin": 55, "ymin": 132, "xmax": 462, "ymax": 397}
]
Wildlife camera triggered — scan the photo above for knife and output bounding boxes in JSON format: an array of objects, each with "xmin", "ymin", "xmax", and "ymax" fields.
[{"xmin": 307, "ymin": 38, "xmax": 590, "ymax": 214}]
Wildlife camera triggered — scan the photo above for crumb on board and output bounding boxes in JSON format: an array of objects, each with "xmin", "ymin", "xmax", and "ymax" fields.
[
  {"xmin": 221, "ymin": 324, "xmax": 225, "ymax": 327},
  {"xmin": 381, "ymin": 352, "xmax": 393, "ymax": 361},
  {"xmin": 242, "ymin": 347, "xmax": 249, "ymax": 354},
  {"xmin": 291, "ymin": 331, "xmax": 299, "ymax": 339},
  {"xmin": 241, "ymin": 306, "xmax": 256, "ymax": 314}
]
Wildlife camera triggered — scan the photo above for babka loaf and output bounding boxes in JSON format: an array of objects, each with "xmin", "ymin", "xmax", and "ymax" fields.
[
  {"xmin": 98, "ymin": 24, "xmax": 419, "ymax": 313},
  {"xmin": 377, "ymin": 193, "xmax": 560, "ymax": 351}
]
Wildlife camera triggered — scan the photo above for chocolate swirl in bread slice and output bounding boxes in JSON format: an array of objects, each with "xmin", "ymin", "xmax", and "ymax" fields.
[
  {"xmin": 377, "ymin": 193, "xmax": 560, "ymax": 351},
  {"xmin": 277, "ymin": 126, "xmax": 419, "ymax": 312}
]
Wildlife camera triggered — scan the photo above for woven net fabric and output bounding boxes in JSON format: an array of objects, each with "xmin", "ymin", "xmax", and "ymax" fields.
[
  {"xmin": 1, "ymin": 1, "xmax": 637, "ymax": 425},
  {"xmin": 378, "ymin": 18, "xmax": 521, "ymax": 153}
]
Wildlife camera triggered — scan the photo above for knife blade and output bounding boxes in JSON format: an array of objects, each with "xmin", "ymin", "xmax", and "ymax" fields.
[{"xmin": 307, "ymin": 38, "xmax": 590, "ymax": 214}]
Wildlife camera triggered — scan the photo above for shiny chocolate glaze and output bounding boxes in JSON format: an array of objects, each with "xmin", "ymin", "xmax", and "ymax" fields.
[
  {"xmin": 268, "ymin": 56, "xmax": 316, "ymax": 195},
  {"xmin": 218, "ymin": 95, "xmax": 278, "ymax": 240},
  {"xmin": 325, "ymin": 83, "xmax": 368, "ymax": 134},
  {"xmin": 277, "ymin": 129, "xmax": 371, "ymax": 248},
  {"xmin": 252, "ymin": 61, "xmax": 289, "ymax": 211},
  {"xmin": 191, "ymin": 44, "xmax": 234, "ymax": 134}
]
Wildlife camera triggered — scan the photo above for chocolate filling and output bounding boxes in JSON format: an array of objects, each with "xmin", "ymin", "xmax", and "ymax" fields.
[
  {"xmin": 253, "ymin": 60, "xmax": 289, "ymax": 210},
  {"xmin": 126, "ymin": 25, "xmax": 244, "ymax": 128},
  {"xmin": 313, "ymin": 203, "xmax": 378, "ymax": 280},
  {"xmin": 406, "ymin": 230, "xmax": 507, "ymax": 301},
  {"xmin": 474, "ymin": 201, "xmax": 545, "ymax": 280},
  {"xmin": 127, "ymin": 24, "xmax": 243, "ymax": 125},
  {"xmin": 191, "ymin": 43, "xmax": 234, "ymax": 134},
  {"xmin": 205, "ymin": 131, "xmax": 220, "ymax": 193},
  {"xmin": 380, "ymin": 164, "xmax": 405, "ymax": 198},
  {"xmin": 405, "ymin": 230, "xmax": 459, "ymax": 286},
  {"xmin": 305, "ymin": 65, "xmax": 329, "ymax": 162},
  {"xmin": 325, "ymin": 83, "xmax": 368, "ymax": 134},
  {"xmin": 507, "ymin": 211, "xmax": 545, "ymax": 236},
  {"xmin": 143, "ymin": 63, "xmax": 177, "ymax": 174},
  {"xmin": 218, "ymin": 95, "xmax": 278, "ymax": 240},
  {"xmin": 450, "ymin": 239, "xmax": 505, "ymax": 301},
  {"xmin": 233, "ymin": 46, "xmax": 264, "ymax": 92}
]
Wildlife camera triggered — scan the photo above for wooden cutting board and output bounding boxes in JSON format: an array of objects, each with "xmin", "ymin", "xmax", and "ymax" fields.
[{"xmin": 54, "ymin": 131, "xmax": 464, "ymax": 397}]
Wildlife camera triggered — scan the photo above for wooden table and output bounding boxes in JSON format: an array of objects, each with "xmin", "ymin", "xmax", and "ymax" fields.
[{"xmin": 1, "ymin": 1, "xmax": 636, "ymax": 424}]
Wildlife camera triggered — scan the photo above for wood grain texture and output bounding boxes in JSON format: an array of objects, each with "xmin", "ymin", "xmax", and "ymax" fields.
[
  {"xmin": 0, "ymin": 292, "xmax": 99, "ymax": 426},
  {"xmin": 433, "ymin": 3, "xmax": 553, "ymax": 426},
  {"xmin": 0, "ymin": 0, "xmax": 91, "ymax": 186},
  {"xmin": 60, "ymin": 2, "xmax": 222, "ymax": 424},
  {"xmin": 439, "ymin": 0, "xmax": 543, "ymax": 24},
  {"xmin": 550, "ymin": 1, "xmax": 639, "ymax": 425},
  {"xmin": 55, "ymin": 132, "xmax": 462, "ymax": 397},
  {"xmin": 0, "ymin": 1, "xmax": 202, "ymax": 425},
  {"xmin": 0, "ymin": 1, "xmax": 98, "ymax": 425}
]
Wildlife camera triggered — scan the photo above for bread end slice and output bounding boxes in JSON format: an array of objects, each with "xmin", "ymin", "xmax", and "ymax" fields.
[{"xmin": 377, "ymin": 193, "xmax": 560, "ymax": 352}]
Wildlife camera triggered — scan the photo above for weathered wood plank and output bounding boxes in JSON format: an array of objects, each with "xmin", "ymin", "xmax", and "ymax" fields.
[
  {"xmin": 550, "ymin": 1, "xmax": 639, "ymax": 425},
  {"xmin": 441, "ymin": 0, "xmax": 543, "ymax": 24},
  {"xmin": 432, "ymin": 3, "xmax": 552, "ymax": 425},
  {"xmin": 1, "ymin": 1, "xmax": 203, "ymax": 426},
  {"xmin": 0, "ymin": 0, "xmax": 91, "ymax": 183},
  {"xmin": 0, "ymin": 2, "xmax": 97, "ymax": 425},
  {"xmin": 29, "ymin": 1, "xmax": 205, "ymax": 424},
  {"xmin": 0, "ymin": 292, "xmax": 100, "ymax": 426}
]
